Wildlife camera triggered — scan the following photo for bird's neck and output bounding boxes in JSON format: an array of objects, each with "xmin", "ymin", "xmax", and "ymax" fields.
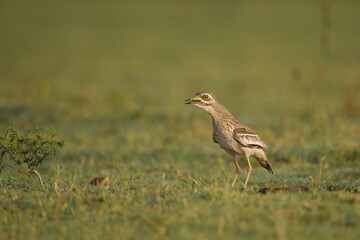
[{"xmin": 207, "ymin": 103, "xmax": 236, "ymax": 123}]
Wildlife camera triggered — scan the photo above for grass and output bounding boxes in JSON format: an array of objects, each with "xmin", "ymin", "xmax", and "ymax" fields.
[{"xmin": 0, "ymin": 0, "xmax": 360, "ymax": 239}]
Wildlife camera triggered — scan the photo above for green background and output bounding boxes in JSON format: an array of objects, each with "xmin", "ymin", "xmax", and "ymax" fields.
[{"xmin": 0, "ymin": 1, "xmax": 359, "ymax": 239}]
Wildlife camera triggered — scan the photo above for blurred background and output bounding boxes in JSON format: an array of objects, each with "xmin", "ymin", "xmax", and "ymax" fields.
[
  {"xmin": 0, "ymin": 0, "xmax": 359, "ymax": 171},
  {"xmin": 1, "ymin": 1, "xmax": 360, "ymax": 239}
]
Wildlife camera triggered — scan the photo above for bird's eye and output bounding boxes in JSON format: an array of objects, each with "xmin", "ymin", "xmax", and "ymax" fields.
[{"xmin": 202, "ymin": 94, "xmax": 209, "ymax": 100}]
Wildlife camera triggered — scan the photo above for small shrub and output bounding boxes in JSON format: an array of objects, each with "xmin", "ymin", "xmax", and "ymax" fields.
[{"xmin": 0, "ymin": 127, "xmax": 65, "ymax": 189}]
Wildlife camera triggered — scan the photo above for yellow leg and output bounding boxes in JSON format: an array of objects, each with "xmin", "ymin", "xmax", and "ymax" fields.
[
  {"xmin": 231, "ymin": 157, "xmax": 244, "ymax": 187},
  {"xmin": 244, "ymin": 156, "xmax": 252, "ymax": 188}
]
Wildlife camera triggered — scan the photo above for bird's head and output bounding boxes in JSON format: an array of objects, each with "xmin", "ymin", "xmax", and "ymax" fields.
[{"xmin": 184, "ymin": 92, "xmax": 217, "ymax": 112}]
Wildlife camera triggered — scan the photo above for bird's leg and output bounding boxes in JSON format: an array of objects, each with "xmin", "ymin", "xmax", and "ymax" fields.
[
  {"xmin": 244, "ymin": 156, "xmax": 252, "ymax": 188},
  {"xmin": 231, "ymin": 157, "xmax": 244, "ymax": 187}
]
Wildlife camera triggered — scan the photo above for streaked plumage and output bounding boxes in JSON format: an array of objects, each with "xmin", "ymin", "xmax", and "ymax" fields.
[{"xmin": 185, "ymin": 91, "xmax": 273, "ymax": 187}]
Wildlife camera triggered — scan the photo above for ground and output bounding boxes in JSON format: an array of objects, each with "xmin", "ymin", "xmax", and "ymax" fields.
[{"xmin": 0, "ymin": 1, "xmax": 359, "ymax": 239}]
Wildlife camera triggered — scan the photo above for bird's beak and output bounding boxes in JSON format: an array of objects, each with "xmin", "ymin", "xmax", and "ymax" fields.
[{"xmin": 184, "ymin": 97, "xmax": 200, "ymax": 104}]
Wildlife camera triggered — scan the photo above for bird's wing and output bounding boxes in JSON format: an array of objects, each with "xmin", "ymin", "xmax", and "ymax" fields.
[{"xmin": 233, "ymin": 127, "xmax": 269, "ymax": 150}]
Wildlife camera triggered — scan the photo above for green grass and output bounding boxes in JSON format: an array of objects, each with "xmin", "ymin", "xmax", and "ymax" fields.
[{"xmin": 0, "ymin": 0, "xmax": 360, "ymax": 239}]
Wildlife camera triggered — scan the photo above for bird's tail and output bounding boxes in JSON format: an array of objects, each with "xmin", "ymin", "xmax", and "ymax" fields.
[{"xmin": 255, "ymin": 153, "xmax": 274, "ymax": 174}]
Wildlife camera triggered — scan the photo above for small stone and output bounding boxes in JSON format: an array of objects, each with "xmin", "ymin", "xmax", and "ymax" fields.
[{"xmin": 90, "ymin": 176, "xmax": 109, "ymax": 186}]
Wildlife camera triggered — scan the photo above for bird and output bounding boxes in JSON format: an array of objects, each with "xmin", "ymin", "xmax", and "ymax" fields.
[{"xmin": 184, "ymin": 91, "xmax": 273, "ymax": 188}]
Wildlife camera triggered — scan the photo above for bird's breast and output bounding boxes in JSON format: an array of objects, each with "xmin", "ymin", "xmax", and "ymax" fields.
[{"xmin": 212, "ymin": 122, "xmax": 239, "ymax": 154}]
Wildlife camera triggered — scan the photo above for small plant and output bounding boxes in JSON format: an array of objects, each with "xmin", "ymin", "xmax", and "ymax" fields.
[
  {"xmin": 0, "ymin": 127, "xmax": 65, "ymax": 189},
  {"xmin": 309, "ymin": 155, "xmax": 327, "ymax": 190}
]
